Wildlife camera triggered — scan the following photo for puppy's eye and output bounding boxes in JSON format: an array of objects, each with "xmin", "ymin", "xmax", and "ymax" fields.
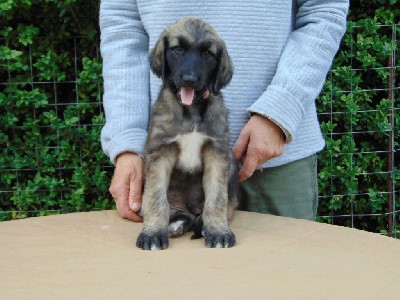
[
  {"xmin": 202, "ymin": 50, "xmax": 212, "ymax": 56},
  {"xmin": 172, "ymin": 46, "xmax": 184, "ymax": 54}
]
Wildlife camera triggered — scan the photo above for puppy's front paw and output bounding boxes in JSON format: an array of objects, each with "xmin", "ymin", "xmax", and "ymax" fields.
[
  {"xmin": 203, "ymin": 228, "xmax": 236, "ymax": 248},
  {"xmin": 136, "ymin": 229, "xmax": 169, "ymax": 250}
]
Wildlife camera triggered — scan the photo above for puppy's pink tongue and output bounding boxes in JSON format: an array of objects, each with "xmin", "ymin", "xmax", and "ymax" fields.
[{"xmin": 179, "ymin": 87, "xmax": 195, "ymax": 105}]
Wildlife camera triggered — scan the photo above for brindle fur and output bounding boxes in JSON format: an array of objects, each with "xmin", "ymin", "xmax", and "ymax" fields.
[{"xmin": 136, "ymin": 18, "xmax": 237, "ymax": 250}]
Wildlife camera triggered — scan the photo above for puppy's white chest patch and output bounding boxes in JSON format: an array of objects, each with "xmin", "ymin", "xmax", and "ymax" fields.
[{"xmin": 174, "ymin": 130, "xmax": 208, "ymax": 172}]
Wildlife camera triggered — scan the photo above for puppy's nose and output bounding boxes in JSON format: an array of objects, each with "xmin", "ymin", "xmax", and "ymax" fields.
[{"xmin": 182, "ymin": 74, "xmax": 198, "ymax": 86}]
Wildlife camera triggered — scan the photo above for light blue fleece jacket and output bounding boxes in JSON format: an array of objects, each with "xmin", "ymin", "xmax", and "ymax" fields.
[{"xmin": 100, "ymin": 0, "xmax": 348, "ymax": 167}]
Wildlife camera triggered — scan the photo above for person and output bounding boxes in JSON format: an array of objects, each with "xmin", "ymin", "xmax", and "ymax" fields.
[{"xmin": 99, "ymin": 0, "xmax": 349, "ymax": 222}]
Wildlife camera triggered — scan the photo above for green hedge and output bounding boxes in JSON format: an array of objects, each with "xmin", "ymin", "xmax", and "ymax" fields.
[
  {"xmin": 0, "ymin": 0, "xmax": 108, "ymax": 220},
  {"xmin": 317, "ymin": 1, "xmax": 399, "ymax": 234},
  {"xmin": 0, "ymin": 0, "xmax": 399, "ymax": 235}
]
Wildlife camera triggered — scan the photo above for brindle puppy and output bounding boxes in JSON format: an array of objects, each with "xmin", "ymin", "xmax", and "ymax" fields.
[{"xmin": 136, "ymin": 18, "xmax": 237, "ymax": 250}]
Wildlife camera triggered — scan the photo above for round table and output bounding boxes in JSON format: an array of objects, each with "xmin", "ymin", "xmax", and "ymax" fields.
[{"xmin": 1, "ymin": 210, "xmax": 399, "ymax": 299}]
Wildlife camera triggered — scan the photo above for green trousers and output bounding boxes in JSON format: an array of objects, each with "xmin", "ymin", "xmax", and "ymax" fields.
[{"xmin": 237, "ymin": 154, "xmax": 318, "ymax": 221}]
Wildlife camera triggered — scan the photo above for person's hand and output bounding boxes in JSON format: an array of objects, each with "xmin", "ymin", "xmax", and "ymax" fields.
[
  {"xmin": 233, "ymin": 114, "xmax": 285, "ymax": 182},
  {"xmin": 109, "ymin": 152, "xmax": 144, "ymax": 222}
]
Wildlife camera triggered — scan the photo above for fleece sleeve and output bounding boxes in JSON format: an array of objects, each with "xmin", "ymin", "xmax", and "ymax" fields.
[
  {"xmin": 247, "ymin": 0, "xmax": 349, "ymax": 143},
  {"xmin": 99, "ymin": 0, "xmax": 150, "ymax": 164}
]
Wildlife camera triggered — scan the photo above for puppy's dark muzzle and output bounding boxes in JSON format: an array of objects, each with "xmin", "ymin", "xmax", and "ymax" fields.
[
  {"xmin": 181, "ymin": 74, "xmax": 199, "ymax": 87},
  {"xmin": 178, "ymin": 53, "xmax": 205, "ymax": 91},
  {"xmin": 179, "ymin": 71, "xmax": 204, "ymax": 92}
]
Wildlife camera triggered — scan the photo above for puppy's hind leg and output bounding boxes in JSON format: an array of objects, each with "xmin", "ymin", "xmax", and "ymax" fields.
[
  {"xmin": 168, "ymin": 209, "xmax": 196, "ymax": 238},
  {"xmin": 136, "ymin": 147, "xmax": 178, "ymax": 250},
  {"xmin": 190, "ymin": 214, "xmax": 203, "ymax": 240}
]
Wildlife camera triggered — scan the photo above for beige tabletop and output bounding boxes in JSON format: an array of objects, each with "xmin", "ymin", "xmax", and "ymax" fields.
[{"xmin": 1, "ymin": 210, "xmax": 399, "ymax": 299}]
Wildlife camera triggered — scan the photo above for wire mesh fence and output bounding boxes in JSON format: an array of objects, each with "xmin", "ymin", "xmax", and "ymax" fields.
[
  {"xmin": 316, "ymin": 24, "xmax": 399, "ymax": 237},
  {"xmin": 0, "ymin": 36, "xmax": 110, "ymax": 220},
  {"xmin": 0, "ymin": 24, "xmax": 399, "ymax": 237}
]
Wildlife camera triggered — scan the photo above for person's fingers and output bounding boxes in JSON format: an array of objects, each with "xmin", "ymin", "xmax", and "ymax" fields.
[
  {"xmin": 235, "ymin": 115, "xmax": 286, "ymax": 181},
  {"xmin": 110, "ymin": 152, "xmax": 144, "ymax": 222},
  {"xmin": 232, "ymin": 127, "xmax": 250, "ymax": 161},
  {"xmin": 237, "ymin": 148, "xmax": 261, "ymax": 182},
  {"xmin": 129, "ymin": 171, "xmax": 143, "ymax": 212},
  {"xmin": 109, "ymin": 178, "xmax": 128, "ymax": 206},
  {"xmin": 110, "ymin": 181, "xmax": 140, "ymax": 221},
  {"xmin": 115, "ymin": 198, "xmax": 143, "ymax": 222}
]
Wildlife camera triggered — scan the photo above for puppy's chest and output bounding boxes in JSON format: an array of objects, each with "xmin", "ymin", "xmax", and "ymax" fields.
[{"xmin": 170, "ymin": 129, "xmax": 210, "ymax": 172}]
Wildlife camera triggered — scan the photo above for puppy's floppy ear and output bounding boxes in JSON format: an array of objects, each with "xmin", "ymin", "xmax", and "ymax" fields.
[
  {"xmin": 212, "ymin": 44, "xmax": 233, "ymax": 95},
  {"xmin": 149, "ymin": 35, "xmax": 168, "ymax": 80}
]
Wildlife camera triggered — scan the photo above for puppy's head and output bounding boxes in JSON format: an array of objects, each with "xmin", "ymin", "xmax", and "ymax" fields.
[{"xmin": 150, "ymin": 18, "xmax": 233, "ymax": 105}]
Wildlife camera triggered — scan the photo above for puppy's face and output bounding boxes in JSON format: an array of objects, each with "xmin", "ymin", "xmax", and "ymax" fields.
[
  {"xmin": 165, "ymin": 36, "xmax": 218, "ymax": 105},
  {"xmin": 150, "ymin": 18, "xmax": 233, "ymax": 106}
]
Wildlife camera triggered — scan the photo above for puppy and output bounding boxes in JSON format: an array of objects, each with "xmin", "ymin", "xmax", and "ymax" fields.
[{"xmin": 136, "ymin": 18, "xmax": 237, "ymax": 250}]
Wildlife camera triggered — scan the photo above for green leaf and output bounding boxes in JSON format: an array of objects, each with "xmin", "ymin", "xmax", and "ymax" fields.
[{"xmin": 17, "ymin": 25, "xmax": 39, "ymax": 46}]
